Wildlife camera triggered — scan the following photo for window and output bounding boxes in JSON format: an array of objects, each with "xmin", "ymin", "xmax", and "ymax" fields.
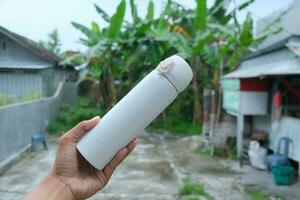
[{"xmin": 2, "ymin": 42, "xmax": 6, "ymax": 50}]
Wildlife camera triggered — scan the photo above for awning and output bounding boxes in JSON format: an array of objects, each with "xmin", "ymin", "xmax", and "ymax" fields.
[{"xmin": 223, "ymin": 58, "xmax": 300, "ymax": 79}]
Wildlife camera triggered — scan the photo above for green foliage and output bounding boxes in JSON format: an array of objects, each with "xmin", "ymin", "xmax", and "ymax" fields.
[
  {"xmin": 245, "ymin": 187, "xmax": 269, "ymax": 200},
  {"xmin": 130, "ymin": 0, "xmax": 140, "ymax": 23},
  {"xmin": 199, "ymin": 148, "xmax": 213, "ymax": 156},
  {"xmin": 148, "ymin": 118, "xmax": 202, "ymax": 135},
  {"xmin": 199, "ymin": 138, "xmax": 238, "ymax": 160},
  {"xmin": 180, "ymin": 181, "xmax": 205, "ymax": 195},
  {"xmin": 48, "ymin": 97, "xmax": 103, "ymax": 134},
  {"xmin": 38, "ymin": 29, "xmax": 61, "ymax": 56},
  {"xmin": 180, "ymin": 181, "xmax": 213, "ymax": 200},
  {"xmin": 183, "ymin": 196, "xmax": 200, "ymax": 200},
  {"xmin": 66, "ymin": 0, "xmax": 281, "ymax": 133},
  {"xmin": 148, "ymin": 91, "xmax": 202, "ymax": 135},
  {"xmin": 146, "ymin": 1, "xmax": 154, "ymax": 21},
  {"xmin": 0, "ymin": 93, "xmax": 9, "ymax": 106},
  {"xmin": 107, "ymin": 0, "xmax": 126, "ymax": 39},
  {"xmin": 194, "ymin": 0, "xmax": 207, "ymax": 30},
  {"xmin": 245, "ymin": 186, "xmax": 285, "ymax": 200},
  {"xmin": 21, "ymin": 92, "xmax": 43, "ymax": 102},
  {"xmin": 94, "ymin": 4, "xmax": 110, "ymax": 22},
  {"xmin": 0, "ymin": 92, "xmax": 43, "ymax": 107}
]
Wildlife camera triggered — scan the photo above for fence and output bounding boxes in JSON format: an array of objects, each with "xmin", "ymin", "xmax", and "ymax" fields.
[{"xmin": 0, "ymin": 81, "xmax": 77, "ymax": 166}]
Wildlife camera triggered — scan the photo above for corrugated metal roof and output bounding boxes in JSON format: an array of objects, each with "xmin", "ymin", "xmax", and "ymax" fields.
[
  {"xmin": 0, "ymin": 26, "xmax": 60, "ymax": 63},
  {"xmin": 0, "ymin": 63, "xmax": 52, "ymax": 70},
  {"xmin": 223, "ymin": 58, "xmax": 300, "ymax": 79}
]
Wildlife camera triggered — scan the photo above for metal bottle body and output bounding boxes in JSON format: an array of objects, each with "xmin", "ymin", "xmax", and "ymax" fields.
[{"xmin": 76, "ymin": 70, "xmax": 178, "ymax": 170}]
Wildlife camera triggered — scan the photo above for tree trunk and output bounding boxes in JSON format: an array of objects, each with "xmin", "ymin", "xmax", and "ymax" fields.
[
  {"xmin": 202, "ymin": 86, "xmax": 211, "ymax": 136},
  {"xmin": 210, "ymin": 61, "xmax": 223, "ymax": 140},
  {"xmin": 93, "ymin": 82, "xmax": 101, "ymax": 107},
  {"xmin": 192, "ymin": 57, "xmax": 202, "ymax": 125},
  {"xmin": 99, "ymin": 74, "xmax": 110, "ymax": 110},
  {"xmin": 216, "ymin": 61, "xmax": 224, "ymax": 126},
  {"xmin": 107, "ymin": 69, "xmax": 117, "ymax": 108}
]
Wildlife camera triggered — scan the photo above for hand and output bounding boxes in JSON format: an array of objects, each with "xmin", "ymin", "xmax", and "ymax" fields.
[{"xmin": 25, "ymin": 116, "xmax": 136, "ymax": 200}]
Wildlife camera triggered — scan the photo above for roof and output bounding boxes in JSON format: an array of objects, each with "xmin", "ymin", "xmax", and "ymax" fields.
[
  {"xmin": 243, "ymin": 35, "xmax": 293, "ymax": 60},
  {"xmin": 0, "ymin": 63, "xmax": 52, "ymax": 70},
  {"xmin": 223, "ymin": 57, "xmax": 300, "ymax": 79},
  {"xmin": 0, "ymin": 26, "xmax": 60, "ymax": 63}
]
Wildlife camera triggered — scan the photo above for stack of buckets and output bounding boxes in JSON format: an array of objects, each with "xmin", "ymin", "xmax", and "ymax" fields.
[
  {"xmin": 271, "ymin": 165, "xmax": 293, "ymax": 185},
  {"xmin": 267, "ymin": 137, "xmax": 293, "ymax": 185}
]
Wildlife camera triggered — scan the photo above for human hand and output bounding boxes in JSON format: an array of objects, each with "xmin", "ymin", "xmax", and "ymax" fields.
[{"xmin": 25, "ymin": 116, "xmax": 136, "ymax": 200}]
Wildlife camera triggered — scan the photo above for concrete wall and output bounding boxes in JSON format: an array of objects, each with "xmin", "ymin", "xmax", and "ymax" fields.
[{"xmin": 0, "ymin": 81, "xmax": 77, "ymax": 163}]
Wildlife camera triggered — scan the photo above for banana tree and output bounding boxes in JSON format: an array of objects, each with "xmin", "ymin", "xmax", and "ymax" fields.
[
  {"xmin": 202, "ymin": 2, "xmax": 282, "ymax": 128},
  {"xmin": 39, "ymin": 29, "xmax": 61, "ymax": 57},
  {"xmin": 151, "ymin": 0, "xmax": 280, "ymax": 126},
  {"xmin": 66, "ymin": 0, "xmax": 126, "ymax": 108},
  {"xmin": 151, "ymin": 0, "xmax": 213, "ymax": 125}
]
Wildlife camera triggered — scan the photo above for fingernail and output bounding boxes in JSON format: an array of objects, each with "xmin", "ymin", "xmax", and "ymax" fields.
[{"xmin": 91, "ymin": 116, "xmax": 100, "ymax": 120}]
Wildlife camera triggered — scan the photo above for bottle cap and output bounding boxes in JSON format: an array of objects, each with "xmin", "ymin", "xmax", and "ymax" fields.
[{"xmin": 156, "ymin": 55, "xmax": 193, "ymax": 93}]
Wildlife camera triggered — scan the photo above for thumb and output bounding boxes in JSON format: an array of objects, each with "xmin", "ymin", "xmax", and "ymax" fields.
[{"xmin": 63, "ymin": 116, "xmax": 100, "ymax": 142}]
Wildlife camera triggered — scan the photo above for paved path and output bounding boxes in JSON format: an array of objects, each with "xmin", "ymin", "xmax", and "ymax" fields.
[{"xmin": 0, "ymin": 134, "xmax": 299, "ymax": 200}]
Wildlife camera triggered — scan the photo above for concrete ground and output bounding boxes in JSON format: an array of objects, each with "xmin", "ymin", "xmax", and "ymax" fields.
[{"xmin": 0, "ymin": 134, "xmax": 299, "ymax": 200}]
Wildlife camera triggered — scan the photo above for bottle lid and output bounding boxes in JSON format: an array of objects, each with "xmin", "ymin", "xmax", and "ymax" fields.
[{"xmin": 156, "ymin": 55, "xmax": 193, "ymax": 93}]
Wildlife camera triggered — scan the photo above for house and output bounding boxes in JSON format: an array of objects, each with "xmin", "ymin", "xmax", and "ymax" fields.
[
  {"xmin": 222, "ymin": 1, "xmax": 300, "ymax": 174},
  {"xmin": 0, "ymin": 27, "xmax": 81, "ymax": 169},
  {"xmin": 0, "ymin": 26, "xmax": 76, "ymax": 103}
]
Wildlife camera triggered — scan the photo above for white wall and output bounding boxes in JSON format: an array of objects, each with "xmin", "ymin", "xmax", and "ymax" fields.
[{"xmin": 239, "ymin": 92, "xmax": 268, "ymax": 115}]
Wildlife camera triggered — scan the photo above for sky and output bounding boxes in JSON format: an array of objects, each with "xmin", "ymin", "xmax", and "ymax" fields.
[{"xmin": 0, "ymin": 0, "xmax": 294, "ymax": 51}]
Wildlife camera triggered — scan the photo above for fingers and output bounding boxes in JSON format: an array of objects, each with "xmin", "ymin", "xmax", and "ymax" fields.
[
  {"xmin": 102, "ymin": 139, "xmax": 137, "ymax": 181},
  {"xmin": 61, "ymin": 116, "xmax": 100, "ymax": 143},
  {"xmin": 125, "ymin": 138, "xmax": 137, "ymax": 155}
]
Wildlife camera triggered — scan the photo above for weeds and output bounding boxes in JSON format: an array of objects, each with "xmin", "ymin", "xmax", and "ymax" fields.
[
  {"xmin": 180, "ymin": 180, "xmax": 213, "ymax": 200},
  {"xmin": 245, "ymin": 186, "xmax": 284, "ymax": 200}
]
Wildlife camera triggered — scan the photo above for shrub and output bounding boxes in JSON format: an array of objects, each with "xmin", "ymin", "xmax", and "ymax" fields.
[
  {"xmin": 48, "ymin": 97, "xmax": 103, "ymax": 135},
  {"xmin": 148, "ymin": 92, "xmax": 202, "ymax": 135}
]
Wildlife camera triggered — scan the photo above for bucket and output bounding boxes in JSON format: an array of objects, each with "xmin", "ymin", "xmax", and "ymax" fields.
[{"xmin": 271, "ymin": 165, "xmax": 293, "ymax": 185}]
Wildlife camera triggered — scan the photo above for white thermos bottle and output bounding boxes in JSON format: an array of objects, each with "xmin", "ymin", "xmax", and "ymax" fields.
[{"xmin": 77, "ymin": 55, "xmax": 193, "ymax": 170}]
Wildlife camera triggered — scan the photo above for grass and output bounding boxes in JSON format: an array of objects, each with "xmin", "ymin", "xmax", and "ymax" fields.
[
  {"xmin": 180, "ymin": 181, "xmax": 213, "ymax": 200},
  {"xmin": 198, "ymin": 137, "xmax": 238, "ymax": 160},
  {"xmin": 0, "ymin": 92, "xmax": 43, "ymax": 106},
  {"xmin": 245, "ymin": 187, "xmax": 268, "ymax": 200},
  {"xmin": 199, "ymin": 148, "xmax": 213, "ymax": 156},
  {"xmin": 147, "ymin": 116, "xmax": 202, "ymax": 136},
  {"xmin": 245, "ymin": 186, "xmax": 285, "ymax": 200}
]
